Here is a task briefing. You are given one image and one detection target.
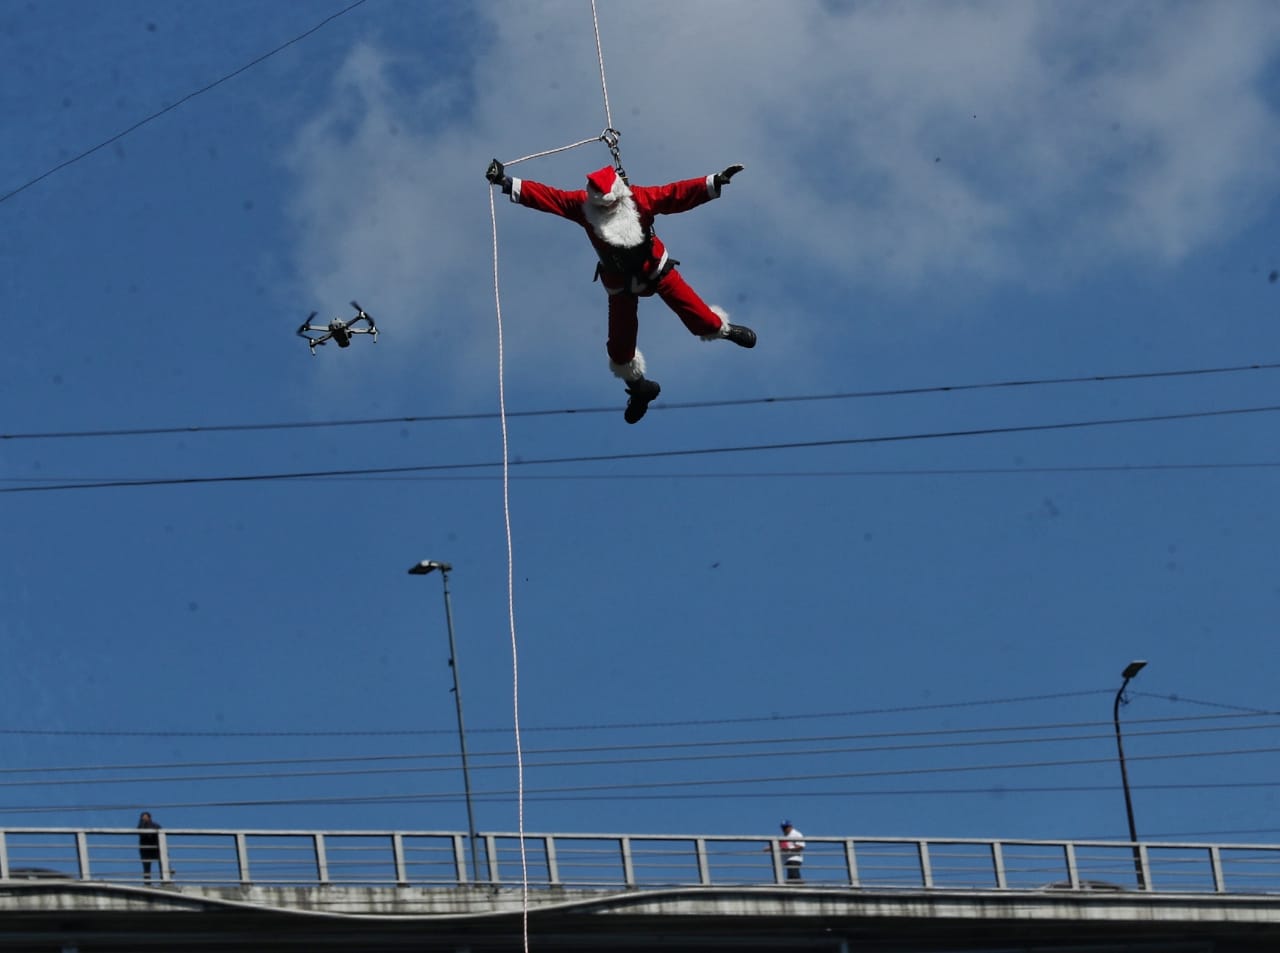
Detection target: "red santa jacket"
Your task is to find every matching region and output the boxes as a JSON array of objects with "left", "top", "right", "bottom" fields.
[{"left": 509, "top": 174, "right": 722, "bottom": 293}]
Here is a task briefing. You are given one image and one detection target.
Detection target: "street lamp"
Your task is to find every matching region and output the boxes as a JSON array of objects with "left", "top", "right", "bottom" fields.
[
  {"left": 1112, "top": 659, "right": 1147, "bottom": 889},
  {"left": 407, "top": 559, "right": 482, "bottom": 884}
]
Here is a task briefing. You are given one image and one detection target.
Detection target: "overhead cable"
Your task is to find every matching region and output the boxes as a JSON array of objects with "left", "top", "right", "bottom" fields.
[
  {"left": 0, "top": 0, "right": 370, "bottom": 205},
  {"left": 5, "top": 360, "right": 1277, "bottom": 441},
  {"left": 4, "top": 404, "right": 1279, "bottom": 494}
]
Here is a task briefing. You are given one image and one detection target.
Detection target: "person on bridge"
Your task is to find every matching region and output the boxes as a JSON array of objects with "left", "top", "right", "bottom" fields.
[
  {"left": 764, "top": 819, "right": 806, "bottom": 881},
  {"left": 137, "top": 811, "right": 161, "bottom": 883},
  {"left": 485, "top": 158, "right": 757, "bottom": 424}
]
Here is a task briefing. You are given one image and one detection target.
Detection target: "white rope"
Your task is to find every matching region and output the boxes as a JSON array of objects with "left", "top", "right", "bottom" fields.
[
  {"left": 486, "top": 99, "right": 602, "bottom": 953},
  {"left": 488, "top": 188, "right": 529, "bottom": 952},
  {"left": 590, "top": 0, "right": 613, "bottom": 131},
  {"left": 503, "top": 136, "right": 600, "bottom": 168},
  {"left": 499, "top": 1, "right": 617, "bottom": 173},
  {"left": 483, "top": 11, "right": 616, "bottom": 952}
]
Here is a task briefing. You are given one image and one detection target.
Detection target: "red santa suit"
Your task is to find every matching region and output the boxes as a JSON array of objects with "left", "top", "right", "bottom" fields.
[{"left": 507, "top": 165, "right": 733, "bottom": 383}]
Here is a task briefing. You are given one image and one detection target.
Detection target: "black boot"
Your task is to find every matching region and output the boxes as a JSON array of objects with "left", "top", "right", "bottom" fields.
[
  {"left": 724, "top": 324, "right": 756, "bottom": 348},
  {"left": 624, "top": 378, "right": 661, "bottom": 424}
]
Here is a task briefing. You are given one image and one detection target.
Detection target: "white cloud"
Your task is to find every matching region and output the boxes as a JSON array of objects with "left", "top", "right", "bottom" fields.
[{"left": 282, "top": 1, "right": 1280, "bottom": 389}]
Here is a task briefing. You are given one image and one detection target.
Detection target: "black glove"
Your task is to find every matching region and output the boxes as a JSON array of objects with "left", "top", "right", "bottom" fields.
[
  {"left": 713, "top": 164, "right": 745, "bottom": 188},
  {"left": 485, "top": 158, "right": 513, "bottom": 194}
]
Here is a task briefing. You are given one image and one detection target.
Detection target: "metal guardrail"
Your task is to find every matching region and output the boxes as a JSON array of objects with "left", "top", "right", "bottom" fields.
[{"left": 3, "top": 829, "right": 1280, "bottom": 895}]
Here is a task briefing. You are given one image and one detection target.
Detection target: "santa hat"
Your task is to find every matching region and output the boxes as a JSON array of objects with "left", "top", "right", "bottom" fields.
[
  {"left": 586, "top": 165, "right": 619, "bottom": 194},
  {"left": 586, "top": 165, "right": 630, "bottom": 206}
]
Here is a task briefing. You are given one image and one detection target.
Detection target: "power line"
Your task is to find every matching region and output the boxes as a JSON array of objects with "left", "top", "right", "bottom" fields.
[
  {"left": 2, "top": 779, "right": 1277, "bottom": 815},
  {"left": 1, "top": 707, "right": 1273, "bottom": 796},
  {"left": 4, "top": 361, "right": 1277, "bottom": 441},
  {"left": 0, "top": 689, "right": 1113, "bottom": 737},
  {"left": 2, "top": 724, "right": 1277, "bottom": 790},
  {"left": 4, "top": 404, "right": 1278, "bottom": 494},
  {"left": 361, "top": 744, "right": 1280, "bottom": 800},
  {"left": 0, "top": 0, "right": 370, "bottom": 206},
  {"left": 14, "top": 461, "right": 1280, "bottom": 488},
  {"left": 5, "top": 711, "right": 1275, "bottom": 775},
  {"left": 5, "top": 712, "right": 1279, "bottom": 813},
  {"left": 1135, "top": 826, "right": 1280, "bottom": 840},
  {"left": 329, "top": 461, "right": 1280, "bottom": 481},
  {"left": 1132, "top": 691, "right": 1276, "bottom": 715}
]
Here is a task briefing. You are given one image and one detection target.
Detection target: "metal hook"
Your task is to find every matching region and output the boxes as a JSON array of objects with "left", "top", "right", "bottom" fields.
[{"left": 599, "top": 127, "right": 627, "bottom": 182}]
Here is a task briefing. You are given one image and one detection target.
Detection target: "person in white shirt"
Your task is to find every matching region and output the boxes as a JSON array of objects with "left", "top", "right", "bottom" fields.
[{"left": 778, "top": 819, "right": 805, "bottom": 881}]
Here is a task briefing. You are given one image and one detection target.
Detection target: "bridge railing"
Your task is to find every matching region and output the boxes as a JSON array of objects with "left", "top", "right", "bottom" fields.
[{"left": 3, "top": 829, "right": 1280, "bottom": 895}]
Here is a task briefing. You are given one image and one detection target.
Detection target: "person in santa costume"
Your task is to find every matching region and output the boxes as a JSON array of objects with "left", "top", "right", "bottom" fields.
[{"left": 486, "top": 158, "right": 757, "bottom": 423}]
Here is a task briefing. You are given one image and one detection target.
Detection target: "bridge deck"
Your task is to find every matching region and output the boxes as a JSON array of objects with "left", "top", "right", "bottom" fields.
[{"left": 6, "top": 830, "right": 1280, "bottom": 951}]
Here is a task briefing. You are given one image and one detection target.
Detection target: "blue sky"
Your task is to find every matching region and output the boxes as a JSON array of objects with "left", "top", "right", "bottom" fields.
[{"left": 2, "top": 0, "right": 1279, "bottom": 852}]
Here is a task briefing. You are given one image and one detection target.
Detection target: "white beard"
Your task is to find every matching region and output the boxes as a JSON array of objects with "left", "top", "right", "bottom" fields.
[{"left": 583, "top": 193, "right": 645, "bottom": 248}]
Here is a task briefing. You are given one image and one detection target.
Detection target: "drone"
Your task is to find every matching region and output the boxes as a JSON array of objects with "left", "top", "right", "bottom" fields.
[{"left": 297, "top": 301, "right": 378, "bottom": 355}]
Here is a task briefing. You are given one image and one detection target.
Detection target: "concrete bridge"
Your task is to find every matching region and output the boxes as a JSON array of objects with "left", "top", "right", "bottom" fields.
[{"left": 4, "top": 827, "right": 1280, "bottom": 950}]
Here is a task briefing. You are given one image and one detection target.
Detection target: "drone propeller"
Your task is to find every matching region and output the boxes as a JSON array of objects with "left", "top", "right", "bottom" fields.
[
  {"left": 297, "top": 312, "right": 319, "bottom": 336},
  {"left": 349, "top": 300, "right": 376, "bottom": 339}
]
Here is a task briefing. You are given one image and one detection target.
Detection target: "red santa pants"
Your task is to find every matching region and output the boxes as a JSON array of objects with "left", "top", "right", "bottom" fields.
[{"left": 605, "top": 268, "right": 725, "bottom": 366}]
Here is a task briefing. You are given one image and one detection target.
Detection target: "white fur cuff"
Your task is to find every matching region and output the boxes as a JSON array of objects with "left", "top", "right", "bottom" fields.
[
  {"left": 700, "top": 306, "right": 731, "bottom": 342},
  {"left": 609, "top": 349, "right": 647, "bottom": 381}
]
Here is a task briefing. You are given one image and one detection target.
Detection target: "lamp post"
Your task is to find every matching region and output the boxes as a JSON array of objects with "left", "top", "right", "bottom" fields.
[
  {"left": 407, "top": 559, "right": 482, "bottom": 884},
  {"left": 1112, "top": 659, "right": 1147, "bottom": 889}
]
